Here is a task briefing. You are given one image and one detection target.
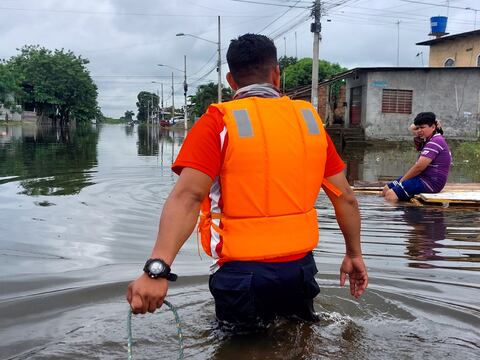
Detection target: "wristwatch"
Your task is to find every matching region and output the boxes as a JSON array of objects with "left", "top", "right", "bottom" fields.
[{"left": 143, "top": 258, "right": 177, "bottom": 281}]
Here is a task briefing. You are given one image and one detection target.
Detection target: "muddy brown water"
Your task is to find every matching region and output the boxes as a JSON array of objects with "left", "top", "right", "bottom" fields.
[{"left": 0, "top": 124, "right": 479, "bottom": 359}]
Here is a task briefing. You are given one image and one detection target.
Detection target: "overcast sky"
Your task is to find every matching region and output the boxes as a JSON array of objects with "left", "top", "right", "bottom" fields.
[{"left": 1, "top": 0, "right": 478, "bottom": 118}]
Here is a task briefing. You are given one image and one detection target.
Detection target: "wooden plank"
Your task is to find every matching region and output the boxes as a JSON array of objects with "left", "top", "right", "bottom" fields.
[
  {"left": 353, "top": 181, "right": 480, "bottom": 193},
  {"left": 416, "top": 191, "right": 480, "bottom": 204},
  {"left": 443, "top": 184, "right": 480, "bottom": 191}
]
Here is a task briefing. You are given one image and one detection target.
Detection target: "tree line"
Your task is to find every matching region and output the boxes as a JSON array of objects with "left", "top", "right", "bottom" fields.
[
  {"left": 0, "top": 45, "right": 100, "bottom": 125},
  {"left": 0, "top": 45, "right": 345, "bottom": 125}
]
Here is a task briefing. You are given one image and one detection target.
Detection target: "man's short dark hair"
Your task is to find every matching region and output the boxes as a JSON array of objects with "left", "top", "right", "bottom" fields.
[
  {"left": 226, "top": 33, "right": 278, "bottom": 87},
  {"left": 414, "top": 112, "right": 436, "bottom": 126}
]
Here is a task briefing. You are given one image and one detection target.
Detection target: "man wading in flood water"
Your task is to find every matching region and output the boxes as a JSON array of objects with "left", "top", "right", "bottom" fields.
[{"left": 127, "top": 33, "right": 368, "bottom": 328}]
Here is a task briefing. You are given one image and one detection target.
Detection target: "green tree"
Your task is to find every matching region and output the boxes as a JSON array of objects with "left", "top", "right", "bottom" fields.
[
  {"left": 0, "top": 62, "right": 21, "bottom": 107},
  {"left": 189, "top": 82, "right": 233, "bottom": 118},
  {"left": 284, "top": 58, "right": 347, "bottom": 92},
  {"left": 278, "top": 56, "right": 297, "bottom": 73},
  {"left": 7, "top": 45, "right": 99, "bottom": 124},
  {"left": 136, "top": 91, "right": 159, "bottom": 123},
  {"left": 124, "top": 110, "right": 135, "bottom": 122}
]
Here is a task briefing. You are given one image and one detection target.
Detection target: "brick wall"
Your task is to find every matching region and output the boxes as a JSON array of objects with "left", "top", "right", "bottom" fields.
[{"left": 318, "top": 83, "right": 346, "bottom": 125}]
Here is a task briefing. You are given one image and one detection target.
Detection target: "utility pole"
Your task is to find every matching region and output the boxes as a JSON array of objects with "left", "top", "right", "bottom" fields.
[
  {"left": 171, "top": 72, "right": 175, "bottom": 120},
  {"left": 283, "top": 36, "right": 287, "bottom": 93},
  {"left": 217, "top": 15, "right": 222, "bottom": 103},
  {"left": 396, "top": 20, "right": 400, "bottom": 67},
  {"left": 156, "top": 90, "right": 160, "bottom": 123},
  {"left": 151, "top": 94, "right": 155, "bottom": 124},
  {"left": 161, "top": 83, "right": 164, "bottom": 120},
  {"left": 311, "top": 0, "right": 321, "bottom": 111},
  {"left": 295, "top": 31, "right": 298, "bottom": 58},
  {"left": 183, "top": 54, "right": 188, "bottom": 130},
  {"left": 147, "top": 100, "right": 150, "bottom": 124}
]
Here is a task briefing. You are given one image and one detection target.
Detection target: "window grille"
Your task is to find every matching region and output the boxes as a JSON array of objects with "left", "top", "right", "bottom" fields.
[{"left": 381, "top": 89, "right": 413, "bottom": 114}]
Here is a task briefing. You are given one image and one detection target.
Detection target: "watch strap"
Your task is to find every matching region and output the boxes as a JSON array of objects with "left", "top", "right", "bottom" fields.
[{"left": 143, "top": 258, "right": 178, "bottom": 281}]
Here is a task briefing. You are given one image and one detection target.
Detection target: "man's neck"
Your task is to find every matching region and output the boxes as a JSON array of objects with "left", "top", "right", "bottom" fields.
[{"left": 233, "top": 83, "right": 281, "bottom": 100}]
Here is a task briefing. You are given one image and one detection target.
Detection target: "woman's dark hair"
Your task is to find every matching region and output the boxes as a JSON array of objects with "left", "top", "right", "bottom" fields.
[
  {"left": 414, "top": 112, "right": 444, "bottom": 135},
  {"left": 226, "top": 34, "right": 278, "bottom": 87}
]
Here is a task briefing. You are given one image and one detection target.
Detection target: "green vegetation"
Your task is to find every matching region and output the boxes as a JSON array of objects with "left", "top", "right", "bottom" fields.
[
  {"left": 3, "top": 45, "right": 100, "bottom": 125},
  {"left": 189, "top": 82, "right": 233, "bottom": 118},
  {"left": 100, "top": 116, "right": 127, "bottom": 124},
  {"left": 279, "top": 56, "right": 298, "bottom": 74},
  {"left": 0, "top": 62, "right": 21, "bottom": 108},
  {"left": 454, "top": 140, "right": 480, "bottom": 160},
  {"left": 123, "top": 110, "right": 135, "bottom": 122},
  {"left": 282, "top": 57, "right": 347, "bottom": 91},
  {"left": 448, "top": 140, "right": 480, "bottom": 182},
  {"left": 136, "top": 91, "right": 159, "bottom": 123}
]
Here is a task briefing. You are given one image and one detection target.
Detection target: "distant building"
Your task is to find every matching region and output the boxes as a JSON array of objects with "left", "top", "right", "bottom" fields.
[
  {"left": 338, "top": 67, "right": 480, "bottom": 140},
  {"left": 288, "top": 67, "right": 480, "bottom": 141},
  {"left": 417, "top": 29, "right": 480, "bottom": 67}
]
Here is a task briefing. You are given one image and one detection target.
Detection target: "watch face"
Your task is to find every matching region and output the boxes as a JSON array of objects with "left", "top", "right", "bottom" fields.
[{"left": 149, "top": 261, "right": 165, "bottom": 275}]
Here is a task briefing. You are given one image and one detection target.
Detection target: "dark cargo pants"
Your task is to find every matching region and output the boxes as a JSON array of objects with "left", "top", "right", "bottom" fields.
[{"left": 209, "top": 252, "right": 320, "bottom": 326}]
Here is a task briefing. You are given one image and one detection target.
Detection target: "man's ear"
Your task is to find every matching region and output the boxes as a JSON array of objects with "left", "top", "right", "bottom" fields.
[
  {"left": 226, "top": 72, "right": 239, "bottom": 91},
  {"left": 272, "top": 65, "right": 281, "bottom": 89}
]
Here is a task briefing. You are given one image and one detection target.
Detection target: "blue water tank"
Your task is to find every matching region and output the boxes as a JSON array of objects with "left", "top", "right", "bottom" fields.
[{"left": 430, "top": 16, "right": 447, "bottom": 34}]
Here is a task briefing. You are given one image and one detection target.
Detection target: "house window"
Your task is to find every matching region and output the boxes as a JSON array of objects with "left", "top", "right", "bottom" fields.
[
  {"left": 444, "top": 58, "right": 455, "bottom": 67},
  {"left": 381, "top": 89, "right": 413, "bottom": 114},
  {"left": 477, "top": 54, "right": 480, "bottom": 67}
]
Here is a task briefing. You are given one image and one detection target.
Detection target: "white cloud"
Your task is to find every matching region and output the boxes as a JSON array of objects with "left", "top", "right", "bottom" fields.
[{"left": 1, "top": 0, "right": 478, "bottom": 117}]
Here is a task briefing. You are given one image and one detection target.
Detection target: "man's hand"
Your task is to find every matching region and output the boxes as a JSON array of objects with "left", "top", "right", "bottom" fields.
[
  {"left": 126, "top": 274, "right": 168, "bottom": 314},
  {"left": 340, "top": 255, "right": 368, "bottom": 299}
]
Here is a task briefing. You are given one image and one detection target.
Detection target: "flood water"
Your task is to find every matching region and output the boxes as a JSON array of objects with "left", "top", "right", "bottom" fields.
[{"left": 0, "top": 123, "right": 479, "bottom": 359}]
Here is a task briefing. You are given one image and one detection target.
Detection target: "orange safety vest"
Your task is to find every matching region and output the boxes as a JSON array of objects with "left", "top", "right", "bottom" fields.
[{"left": 198, "top": 96, "right": 332, "bottom": 262}]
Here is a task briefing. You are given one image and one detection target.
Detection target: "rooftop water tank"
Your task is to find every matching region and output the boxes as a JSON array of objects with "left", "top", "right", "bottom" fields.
[{"left": 430, "top": 16, "right": 448, "bottom": 36}]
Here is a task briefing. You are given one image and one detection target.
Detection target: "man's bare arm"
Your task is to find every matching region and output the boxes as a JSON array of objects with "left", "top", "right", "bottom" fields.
[
  {"left": 150, "top": 168, "right": 213, "bottom": 264},
  {"left": 127, "top": 168, "right": 213, "bottom": 314},
  {"left": 322, "top": 172, "right": 368, "bottom": 298},
  {"left": 322, "top": 172, "right": 361, "bottom": 256}
]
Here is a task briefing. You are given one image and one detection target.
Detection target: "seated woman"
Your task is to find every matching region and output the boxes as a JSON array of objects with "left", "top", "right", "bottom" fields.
[{"left": 382, "top": 112, "right": 452, "bottom": 202}]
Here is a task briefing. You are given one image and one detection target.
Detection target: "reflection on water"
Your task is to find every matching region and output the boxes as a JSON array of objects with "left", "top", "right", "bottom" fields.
[
  {"left": 403, "top": 206, "right": 447, "bottom": 264},
  {"left": 0, "top": 123, "right": 98, "bottom": 195},
  {"left": 341, "top": 142, "right": 480, "bottom": 183},
  {"left": 136, "top": 125, "right": 185, "bottom": 168},
  {"left": 0, "top": 124, "right": 479, "bottom": 359}
]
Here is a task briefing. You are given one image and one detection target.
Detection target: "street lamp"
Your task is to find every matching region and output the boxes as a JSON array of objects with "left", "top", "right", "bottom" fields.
[
  {"left": 158, "top": 59, "right": 188, "bottom": 130},
  {"left": 176, "top": 15, "right": 222, "bottom": 104}
]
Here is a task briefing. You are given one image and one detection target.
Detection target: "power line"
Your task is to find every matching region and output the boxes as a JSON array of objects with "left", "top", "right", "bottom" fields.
[
  {"left": 188, "top": 51, "right": 218, "bottom": 78},
  {"left": 225, "top": 0, "right": 309, "bottom": 8},
  {"left": 269, "top": 13, "right": 310, "bottom": 39},
  {"left": 399, "top": 0, "right": 479, "bottom": 12},
  {"left": 257, "top": 0, "right": 303, "bottom": 33},
  {"left": 328, "top": 8, "right": 476, "bottom": 28}
]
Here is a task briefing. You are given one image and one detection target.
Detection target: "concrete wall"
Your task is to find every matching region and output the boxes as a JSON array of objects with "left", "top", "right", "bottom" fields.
[
  {"left": 427, "top": 34, "right": 480, "bottom": 67},
  {"left": 346, "top": 68, "right": 480, "bottom": 140}
]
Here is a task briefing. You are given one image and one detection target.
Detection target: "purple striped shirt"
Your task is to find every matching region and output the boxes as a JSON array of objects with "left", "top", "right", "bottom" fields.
[{"left": 418, "top": 134, "right": 451, "bottom": 192}]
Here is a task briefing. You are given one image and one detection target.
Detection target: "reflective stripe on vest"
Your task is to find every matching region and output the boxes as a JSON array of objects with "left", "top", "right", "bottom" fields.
[{"left": 199, "top": 96, "right": 328, "bottom": 261}]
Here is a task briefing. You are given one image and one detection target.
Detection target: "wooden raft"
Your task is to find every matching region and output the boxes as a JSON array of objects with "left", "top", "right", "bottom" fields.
[{"left": 353, "top": 181, "right": 480, "bottom": 206}]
